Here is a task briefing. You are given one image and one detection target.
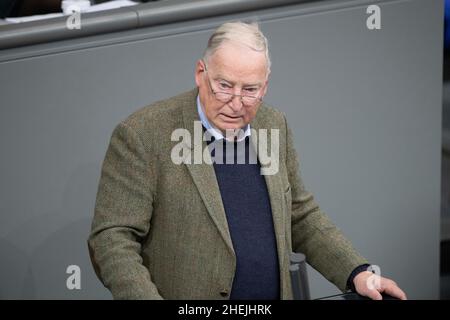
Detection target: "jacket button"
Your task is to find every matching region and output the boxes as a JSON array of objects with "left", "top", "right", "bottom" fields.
[{"left": 220, "top": 290, "right": 229, "bottom": 297}]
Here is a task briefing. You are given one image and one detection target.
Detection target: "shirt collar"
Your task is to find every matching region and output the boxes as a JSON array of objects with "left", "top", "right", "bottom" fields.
[{"left": 196, "top": 95, "right": 251, "bottom": 142}]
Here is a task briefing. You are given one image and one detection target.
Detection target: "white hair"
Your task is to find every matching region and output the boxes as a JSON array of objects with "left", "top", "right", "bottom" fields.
[{"left": 203, "top": 21, "right": 271, "bottom": 74}]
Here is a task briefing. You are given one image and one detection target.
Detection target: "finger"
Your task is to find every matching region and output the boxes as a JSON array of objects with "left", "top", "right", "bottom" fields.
[
  {"left": 383, "top": 283, "right": 407, "bottom": 300},
  {"left": 364, "top": 289, "right": 383, "bottom": 300}
]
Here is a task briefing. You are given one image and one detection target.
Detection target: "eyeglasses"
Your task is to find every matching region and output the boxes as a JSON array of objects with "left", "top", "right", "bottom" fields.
[{"left": 203, "top": 61, "right": 263, "bottom": 106}]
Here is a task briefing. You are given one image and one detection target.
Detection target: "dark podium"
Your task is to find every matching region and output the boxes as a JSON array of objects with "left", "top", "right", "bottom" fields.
[
  {"left": 318, "top": 292, "right": 400, "bottom": 300},
  {"left": 289, "top": 253, "right": 399, "bottom": 300}
]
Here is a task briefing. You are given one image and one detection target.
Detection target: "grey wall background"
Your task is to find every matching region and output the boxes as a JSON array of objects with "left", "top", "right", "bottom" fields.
[{"left": 0, "top": 0, "right": 443, "bottom": 299}]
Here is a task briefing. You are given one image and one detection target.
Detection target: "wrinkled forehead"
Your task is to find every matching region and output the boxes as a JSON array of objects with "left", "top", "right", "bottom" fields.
[{"left": 207, "top": 41, "right": 269, "bottom": 84}]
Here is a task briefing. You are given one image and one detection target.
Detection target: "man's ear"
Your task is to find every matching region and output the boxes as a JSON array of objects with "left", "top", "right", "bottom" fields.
[
  {"left": 195, "top": 59, "right": 205, "bottom": 87},
  {"left": 261, "top": 78, "right": 269, "bottom": 97}
]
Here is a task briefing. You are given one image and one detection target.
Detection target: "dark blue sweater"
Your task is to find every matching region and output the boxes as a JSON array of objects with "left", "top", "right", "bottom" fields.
[{"left": 210, "top": 136, "right": 280, "bottom": 300}]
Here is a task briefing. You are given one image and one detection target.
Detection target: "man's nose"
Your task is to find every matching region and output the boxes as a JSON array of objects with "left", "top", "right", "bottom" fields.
[{"left": 229, "top": 94, "right": 243, "bottom": 112}]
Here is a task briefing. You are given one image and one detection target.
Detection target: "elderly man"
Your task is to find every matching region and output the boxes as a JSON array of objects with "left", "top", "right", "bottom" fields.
[{"left": 88, "top": 21, "right": 406, "bottom": 300}]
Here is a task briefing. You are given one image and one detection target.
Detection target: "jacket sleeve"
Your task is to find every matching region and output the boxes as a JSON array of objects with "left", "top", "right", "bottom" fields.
[
  {"left": 88, "top": 122, "right": 163, "bottom": 299},
  {"left": 284, "top": 116, "right": 368, "bottom": 292}
]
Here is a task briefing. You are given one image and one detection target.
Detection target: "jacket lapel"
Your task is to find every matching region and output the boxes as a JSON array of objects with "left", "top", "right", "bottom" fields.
[
  {"left": 250, "top": 113, "right": 287, "bottom": 272},
  {"left": 181, "top": 90, "right": 235, "bottom": 256}
]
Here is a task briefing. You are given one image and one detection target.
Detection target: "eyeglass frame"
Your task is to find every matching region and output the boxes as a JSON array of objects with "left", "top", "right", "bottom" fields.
[{"left": 201, "top": 60, "right": 265, "bottom": 106}]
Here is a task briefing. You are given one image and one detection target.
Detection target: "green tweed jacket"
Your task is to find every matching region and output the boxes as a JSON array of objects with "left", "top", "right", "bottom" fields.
[{"left": 88, "top": 88, "right": 367, "bottom": 299}]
